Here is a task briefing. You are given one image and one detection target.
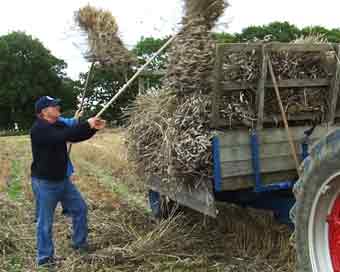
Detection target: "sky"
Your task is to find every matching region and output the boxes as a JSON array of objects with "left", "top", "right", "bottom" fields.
[{"left": 1, "top": 0, "right": 340, "bottom": 79}]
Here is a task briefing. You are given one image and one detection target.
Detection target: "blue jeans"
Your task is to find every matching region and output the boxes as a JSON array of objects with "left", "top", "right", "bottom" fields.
[
  {"left": 32, "top": 177, "right": 88, "bottom": 265},
  {"left": 32, "top": 178, "right": 71, "bottom": 222}
]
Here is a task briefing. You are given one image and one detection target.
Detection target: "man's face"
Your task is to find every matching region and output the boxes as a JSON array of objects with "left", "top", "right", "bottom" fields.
[{"left": 41, "top": 105, "right": 61, "bottom": 120}]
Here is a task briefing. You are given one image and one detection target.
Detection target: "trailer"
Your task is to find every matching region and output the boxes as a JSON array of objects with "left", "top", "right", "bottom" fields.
[{"left": 145, "top": 42, "right": 340, "bottom": 272}]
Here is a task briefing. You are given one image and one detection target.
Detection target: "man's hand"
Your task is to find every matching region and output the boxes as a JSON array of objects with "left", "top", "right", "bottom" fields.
[
  {"left": 87, "top": 117, "right": 106, "bottom": 130},
  {"left": 94, "top": 118, "right": 106, "bottom": 130},
  {"left": 74, "top": 110, "right": 84, "bottom": 119}
]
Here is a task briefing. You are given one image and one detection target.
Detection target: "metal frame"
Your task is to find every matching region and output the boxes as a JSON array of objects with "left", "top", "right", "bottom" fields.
[{"left": 212, "top": 136, "right": 222, "bottom": 192}]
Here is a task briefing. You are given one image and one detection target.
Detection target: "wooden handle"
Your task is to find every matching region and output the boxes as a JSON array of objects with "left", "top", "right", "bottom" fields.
[
  {"left": 78, "top": 62, "right": 95, "bottom": 114},
  {"left": 95, "top": 35, "right": 176, "bottom": 118},
  {"left": 68, "top": 62, "right": 95, "bottom": 155},
  {"left": 267, "top": 56, "right": 301, "bottom": 177}
]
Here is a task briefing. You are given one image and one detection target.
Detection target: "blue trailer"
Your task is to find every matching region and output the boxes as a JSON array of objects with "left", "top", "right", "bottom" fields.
[
  {"left": 148, "top": 126, "right": 327, "bottom": 223},
  {"left": 146, "top": 42, "right": 340, "bottom": 272}
]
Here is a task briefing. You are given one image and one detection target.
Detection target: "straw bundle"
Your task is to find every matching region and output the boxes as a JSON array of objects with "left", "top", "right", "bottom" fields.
[
  {"left": 127, "top": 91, "right": 177, "bottom": 178},
  {"left": 75, "top": 5, "right": 135, "bottom": 67},
  {"left": 127, "top": 91, "right": 212, "bottom": 183},
  {"left": 127, "top": 0, "right": 228, "bottom": 184},
  {"left": 184, "top": 0, "right": 228, "bottom": 28},
  {"left": 164, "top": 0, "right": 229, "bottom": 94}
]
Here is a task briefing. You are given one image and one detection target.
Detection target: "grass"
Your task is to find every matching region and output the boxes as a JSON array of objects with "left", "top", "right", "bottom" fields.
[
  {"left": 0, "top": 129, "right": 296, "bottom": 271},
  {"left": 7, "top": 160, "right": 24, "bottom": 201}
]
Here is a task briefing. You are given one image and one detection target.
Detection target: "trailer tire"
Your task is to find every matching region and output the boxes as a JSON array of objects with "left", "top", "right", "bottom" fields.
[
  {"left": 149, "top": 190, "right": 179, "bottom": 220},
  {"left": 293, "top": 129, "right": 340, "bottom": 272}
]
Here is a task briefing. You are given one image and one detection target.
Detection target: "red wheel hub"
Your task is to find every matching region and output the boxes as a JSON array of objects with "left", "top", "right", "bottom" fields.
[{"left": 328, "top": 196, "right": 340, "bottom": 272}]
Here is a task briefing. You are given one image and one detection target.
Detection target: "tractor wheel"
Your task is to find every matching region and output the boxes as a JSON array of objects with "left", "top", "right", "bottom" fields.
[{"left": 292, "top": 129, "right": 340, "bottom": 272}]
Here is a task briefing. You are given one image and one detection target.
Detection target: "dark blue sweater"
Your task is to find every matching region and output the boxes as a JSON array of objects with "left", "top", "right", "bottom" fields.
[{"left": 30, "top": 118, "right": 96, "bottom": 181}]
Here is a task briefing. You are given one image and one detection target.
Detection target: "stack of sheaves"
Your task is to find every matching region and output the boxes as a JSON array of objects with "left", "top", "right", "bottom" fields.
[
  {"left": 75, "top": 5, "right": 135, "bottom": 68},
  {"left": 127, "top": 0, "right": 228, "bottom": 185},
  {"left": 220, "top": 36, "right": 335, "bottom": 128}
]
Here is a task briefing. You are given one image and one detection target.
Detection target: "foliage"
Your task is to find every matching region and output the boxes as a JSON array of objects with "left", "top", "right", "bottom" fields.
[
  {"left": 132, "top": 36, "right": 169, "bottom": 91},
  {"left": 213, "top": 32, "right": 236, "bottom": 43},
  {"left": 0, "top": 32, "right": 78, "bottom": 130},
  {"left": 78, "top": 66, "right": 138, "bottom": 124},
  {"left": 133, "top": 36, "right": 169, "bottom": 70},
  {"left": 235, "top": 21, "right": 301, "bottom": 42},
  {"left": 234, "top": 22, "right": 340, "bottom": 43}
]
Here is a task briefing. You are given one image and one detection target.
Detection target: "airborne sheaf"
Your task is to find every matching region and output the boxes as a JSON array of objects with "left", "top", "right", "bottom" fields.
[{"left": 127, "top": 0, "right": 228, "bottom": 185}]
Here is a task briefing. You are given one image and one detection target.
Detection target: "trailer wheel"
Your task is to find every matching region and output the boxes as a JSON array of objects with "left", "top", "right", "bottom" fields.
[
  {"left": 148, "top": 190, "right": 178, "bottom": 220},
  {"left": 293, "top": 130, "right": 340, "bottom": 271}
]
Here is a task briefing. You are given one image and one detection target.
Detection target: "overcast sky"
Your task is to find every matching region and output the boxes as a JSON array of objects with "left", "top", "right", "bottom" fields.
[{"left": 1, "top": 0, "right": 340, "bottom": 79}]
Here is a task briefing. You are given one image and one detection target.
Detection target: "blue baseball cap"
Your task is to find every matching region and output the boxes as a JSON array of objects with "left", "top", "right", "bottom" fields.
[{"left": 35, "top": 96, "right": 61, "bottom": 114}]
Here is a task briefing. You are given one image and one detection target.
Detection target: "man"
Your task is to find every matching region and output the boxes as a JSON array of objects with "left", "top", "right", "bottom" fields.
[
  {"left": 30, "top": 96, "right": 106, "bottom": 267},
  {"left": 31, "top": 112, "right": 83, "bottom": 222}
]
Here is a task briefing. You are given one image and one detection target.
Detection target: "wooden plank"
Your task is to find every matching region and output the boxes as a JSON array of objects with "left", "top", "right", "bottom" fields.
[
  {"left": 267, "top": 78, "right": 331, "bottom": 88},
  {"left": 329, "top": 45, "right": 340, "bottom": 124},
  {"left": 222, "top": 43, "right": 261, "bottom": 53},
  {"left": 215, "top": 115, "right": 324, "bottom": 127},
  {"left": 211, "top": 44, "right": 224, "bottom": 128},
  {"left": 256, "top": 45, "right": 267, "bottom": 129},
  {"left": 221, "top": 155, "right": 300, "bottom": 178},
  {"left": 264, "top": 112, "right": 322, "bottom": 123},
  {"left": 267, "top": 43, "right": 334, "bottom": 52},
  {"left": 219, "top": 141, "right": 309, "bottom": 163},
  {"left": 220, "top": 78, "right": 331, "bottom": 91},
  {"left": 219, "top": 43, "right": 336, "bottom": 53},
  {"left": 221, "top": 171, "right": 298, "bottom": 191},
  {"left": 217, "top": 125, "right": 334, "bottom": 147},
  {"left": 220, "top": 81, "right": 256, "bottom": 91}
]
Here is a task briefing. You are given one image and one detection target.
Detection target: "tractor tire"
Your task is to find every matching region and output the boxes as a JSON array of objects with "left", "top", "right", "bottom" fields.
[{"left": 292, "top": 129, "right": 340, "bottom": 272}]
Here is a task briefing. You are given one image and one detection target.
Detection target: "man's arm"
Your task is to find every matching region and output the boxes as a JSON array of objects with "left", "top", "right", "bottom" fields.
[
  {"left": 32, "top": 121, "right": 96, "bottom": 145},
  {"left": 58, "top": 117, "right": 78, "bottom": 127}
]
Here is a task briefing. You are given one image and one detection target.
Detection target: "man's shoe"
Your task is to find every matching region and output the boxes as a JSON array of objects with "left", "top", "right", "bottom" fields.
[{"left": 38, "top": 256, "right": 65, "bottom": 267}]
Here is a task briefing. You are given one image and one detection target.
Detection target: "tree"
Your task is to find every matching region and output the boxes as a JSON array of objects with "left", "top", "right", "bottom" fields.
[
  {"left": 133, "top": 36, "right": 169, "bottom": 71},
  {"left": 213, "top": 32, "right": 236, "bottom": 43},
  {"left": 78, "top": 66, "right": 138, "bottom": 124},
  {"left": 236, "top": 21, "right": 301, "bottom": 42},
  {"left": 0, "top": 32, "right": 77, "bottom": 130},
  {"left": 132, "top": 36, "right": 170, "bottom": 91}
]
